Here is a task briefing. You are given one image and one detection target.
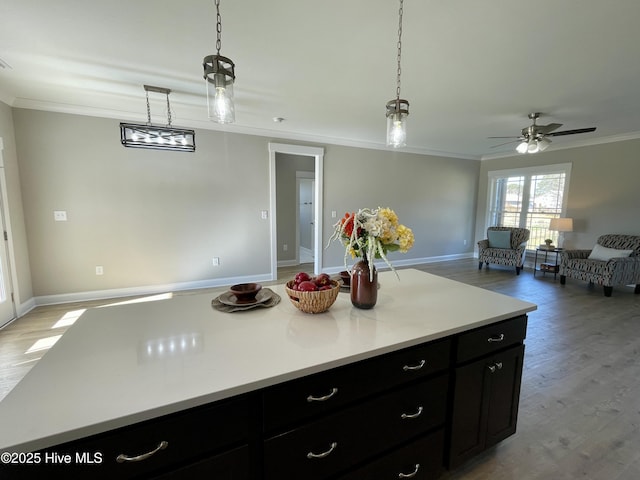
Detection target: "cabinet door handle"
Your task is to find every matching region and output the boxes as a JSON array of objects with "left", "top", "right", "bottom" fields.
[
  {"left": 307, "top": 387, "right": 338, "bottom": 402},
  {"left": 402, "top": 359, "right": 426, "bottom": 371},
  {"left": 488, "top": 365, "right": 496, "bottom": 373},
  {"left": 401, "top": 406, "right": 424, "bottom": 420},
  {"left": 488, "top": 333, "right": 505, "bottom": 343},
  {"left": 116, "top": 440, "right": 168, "bottom": 463},
  {"left": 495, "top": 362, "right": 503, "bottom": 370},
  {"left": 307, "top": 442, "right": 337, "bottom": 459},
  {"left": 398, "top": 463, "right": 421, "bottom": 478}
]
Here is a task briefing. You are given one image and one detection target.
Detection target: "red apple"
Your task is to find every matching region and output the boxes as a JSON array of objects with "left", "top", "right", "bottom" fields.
[
  {"left": 313, "top": 273, "right": 331, "bottom": 287},
  {"left": 295, "top": 272, "right": 311, "bottom": 284},
  {"left": 298, "top": 281, "right": 318, "bottom": 292}
]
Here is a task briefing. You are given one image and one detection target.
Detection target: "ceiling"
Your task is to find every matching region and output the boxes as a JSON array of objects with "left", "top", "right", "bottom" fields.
[{"left": 1, "top": 0, "right": 640, "bottom": 160}]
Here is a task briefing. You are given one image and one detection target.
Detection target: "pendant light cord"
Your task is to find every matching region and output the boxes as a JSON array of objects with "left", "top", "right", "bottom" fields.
[
  {"left": 215, "top": 0, "right": 222, "bottom": 55},
  {"left": 395, "top": 0, "right": 404, "bottom": 101}
]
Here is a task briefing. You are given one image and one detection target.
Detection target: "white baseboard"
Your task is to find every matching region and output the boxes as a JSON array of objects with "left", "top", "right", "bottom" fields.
[
  {"left": 321, "top": 253, "right": 474, "bottom": 274},
  {"left": 33, "top": 273, "right": 272, "bottom": 307},
  {"left": 28, "top": 253, "right": 475, "bottom": 308},
  {"left": 277, "top": 259, "right": 298, "bottom": 267}
]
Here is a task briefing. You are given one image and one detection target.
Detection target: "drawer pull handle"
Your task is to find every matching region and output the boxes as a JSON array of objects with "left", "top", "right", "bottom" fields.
[
  {"left": 398, "top": 463, "right": 421, "bottom": 478},
  {"left": 488, "top": 334, "right": 505, "bottom": 343},
  {"left": 307, "top": 442, "right": 337, "bottom": 459},
  {"left": 307, "top": 387, "right": 338, "bottom": 402},
  {"left": 495, "top": 362, "right": 503, "bottom": 370},
  {"left": 403, "top": 359, "right": 426, "bottom": 371},
  {"left": 116, "top": 440, "right": 168, "bottom": 463},
  {"left": 488, "top": 365, "right": 496, "bottom": 373},
  {"left": 401, "top": 406, "right": 423, "bottom": 420}
]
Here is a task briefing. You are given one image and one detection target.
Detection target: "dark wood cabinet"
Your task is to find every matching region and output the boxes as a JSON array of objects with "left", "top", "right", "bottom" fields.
[
  {"left": 447, "top": 316, "right": 527, "bottom": 469},
  {"left": 15, "top": 396, "right": 254, "bottom": 480},
  {"left": 262, "top": 338, "right": 451, "bottom": 433},
  {"left": 11, "top": 315, "right": 528, "bottom": 480},
  {"left": 337, "top": 430, "right": 445, "bottom": 480},
  {"left": 264, "top": 374, "right": 448, "bottom": 480}
]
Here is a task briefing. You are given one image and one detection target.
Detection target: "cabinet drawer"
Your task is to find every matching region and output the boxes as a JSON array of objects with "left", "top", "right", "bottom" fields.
[
  {"left": 338, "top": 429, "right": 444, "bottom": 480},
  {"left": 152, "top": 444, "right": 250, "bottom": 479},
  {"left": 456, "top": 315, "right": 527, "bottom": 364},
  {"left": 263, "top": 339, "right": 450, "bottom": 432},
  {"left": 32, "top": 396, "right": 252, "bottom": 480},
  {"left": 264, "top": 374, "right": 448, "bottom": 480}
]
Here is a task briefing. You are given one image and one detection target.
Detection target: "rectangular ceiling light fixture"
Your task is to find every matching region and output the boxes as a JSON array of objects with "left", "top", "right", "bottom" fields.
[
  {"left": 120, "top": 123, "right": 196, "bottom": 152},
  {"left": 120, "top": 85, "right": 196, "bottom": 152}
]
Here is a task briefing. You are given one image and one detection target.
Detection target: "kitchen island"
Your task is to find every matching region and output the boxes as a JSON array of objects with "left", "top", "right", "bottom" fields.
[{"left": 0, "top": 269, "right": 536, "bottom": 479}]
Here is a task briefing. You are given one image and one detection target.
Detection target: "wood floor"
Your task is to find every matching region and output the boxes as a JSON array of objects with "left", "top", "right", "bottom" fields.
[{"left": 1, "top": 259, "right": 639, "bottom": 479}]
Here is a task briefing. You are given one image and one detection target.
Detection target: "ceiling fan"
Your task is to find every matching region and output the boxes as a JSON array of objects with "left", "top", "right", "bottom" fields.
[{"left": 490, "top": 112, "right": 596, "bottom": 154}]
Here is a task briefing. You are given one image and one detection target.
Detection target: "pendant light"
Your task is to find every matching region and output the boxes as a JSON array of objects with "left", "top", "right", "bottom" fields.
[
  {"left": 386, "top": 0, "right": 409, "bottom": 148},
  {"left": 203, "top": 0, "right": 235, "bottom": 124},
  {"left": 120, "top": 85, "right": 196, "bottom": 152}
]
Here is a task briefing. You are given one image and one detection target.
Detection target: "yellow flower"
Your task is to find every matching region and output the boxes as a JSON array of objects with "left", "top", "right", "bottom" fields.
[{"left": 397, "top": 224, "right": 415, "bottom": 253}]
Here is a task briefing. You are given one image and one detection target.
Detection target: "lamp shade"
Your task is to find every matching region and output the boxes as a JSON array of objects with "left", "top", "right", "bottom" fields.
[{"left": 549, "top": 217, "right": 573, "bottom": 232}]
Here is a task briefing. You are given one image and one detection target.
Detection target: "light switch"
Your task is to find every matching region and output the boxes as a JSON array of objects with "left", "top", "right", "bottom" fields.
[{"left": 54, "top": 211, "right": 67, "bottom": 221}]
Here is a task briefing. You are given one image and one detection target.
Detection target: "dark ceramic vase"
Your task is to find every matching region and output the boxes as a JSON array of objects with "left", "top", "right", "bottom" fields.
[{"left": 350, "top": 259, "right": 377, "bottom": 309}]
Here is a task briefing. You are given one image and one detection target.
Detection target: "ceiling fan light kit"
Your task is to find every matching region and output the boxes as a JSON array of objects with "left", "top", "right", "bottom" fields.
[
  {"left": 203, "top": 0, "right": 236, "bottom": 124},
  {"left": 386, "top": 0, "right": 409, "bottom": 148},
  {"left": 491, "top": 112, "right": 596, "bottom": 154}
]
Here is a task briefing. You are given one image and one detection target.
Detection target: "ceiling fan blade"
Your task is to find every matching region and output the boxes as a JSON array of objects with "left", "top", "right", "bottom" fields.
[
  {"left": 490, "top": 139, "right": 522, "bottom": 148},
  {"left": 487, "top": 136, "right": 521, "bottom": 139},
  {"left": 547, "top": 127, "right": 596, "bottom": 137},
  {"left": 536, "top": 123, "right": 563, "bottom": 134}
]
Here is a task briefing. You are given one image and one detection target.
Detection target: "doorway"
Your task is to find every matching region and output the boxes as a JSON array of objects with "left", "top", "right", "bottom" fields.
[{"left": 268, "top": 143, "right": 324, "bottom": 281}]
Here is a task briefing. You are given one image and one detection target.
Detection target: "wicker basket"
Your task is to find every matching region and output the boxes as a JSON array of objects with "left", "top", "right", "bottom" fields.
[{"left": 285, "top": 280, "right": 341, "bottom": 314}]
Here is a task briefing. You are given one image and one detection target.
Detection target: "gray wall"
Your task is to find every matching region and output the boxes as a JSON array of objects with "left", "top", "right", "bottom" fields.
[
  {"left": 475, "top": 139, "right": 640, "bottom": 250},
  {"left": 11, "top": 108, "right": 480, "bottom": 300}
]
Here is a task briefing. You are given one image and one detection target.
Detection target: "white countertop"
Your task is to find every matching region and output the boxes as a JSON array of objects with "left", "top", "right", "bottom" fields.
[{"left": 0, "top": 269, "right": 536, "bottom": 452}]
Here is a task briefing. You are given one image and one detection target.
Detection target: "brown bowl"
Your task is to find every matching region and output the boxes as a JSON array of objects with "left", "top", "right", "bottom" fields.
[
  {"left": 339, "top": 270, "right": 350, "bottom": 286},
  {"left": 229, "top": 283, "right": 262, "bottom": 302}
]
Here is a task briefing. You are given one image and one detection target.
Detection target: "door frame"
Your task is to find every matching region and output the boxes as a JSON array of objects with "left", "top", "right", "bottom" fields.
[
  {"left": 268, "top": 143, "right": 324, "bottom": 280},
  {"left": 0, "top": 137, "right": 18, "bottom": 326}
]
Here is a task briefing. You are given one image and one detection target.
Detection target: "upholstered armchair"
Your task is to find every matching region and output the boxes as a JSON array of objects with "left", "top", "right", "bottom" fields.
[
  {"left": 478, "top": 227, "right": 531, "bottom": 275},
  {"left": 559, "top": 234, "right": 640, "bottom": 297}
]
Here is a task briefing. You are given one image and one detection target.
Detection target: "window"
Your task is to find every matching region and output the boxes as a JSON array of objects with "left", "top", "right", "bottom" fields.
[{"left": 487, "top": 163, "right": 571, "bottom": 249}]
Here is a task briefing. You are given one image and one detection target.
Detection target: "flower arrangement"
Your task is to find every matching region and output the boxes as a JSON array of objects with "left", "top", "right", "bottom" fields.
[{"left": 328, "top": 207, "right": 414, "bottom": 277}]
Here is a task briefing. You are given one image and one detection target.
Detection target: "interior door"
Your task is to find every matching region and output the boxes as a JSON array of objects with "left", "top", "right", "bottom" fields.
[{"left": 298, "top": 177, "right": 315, "bottom": 263}]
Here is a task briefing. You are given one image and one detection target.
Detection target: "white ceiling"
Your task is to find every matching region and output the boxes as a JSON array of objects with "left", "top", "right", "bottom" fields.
[{"left": 1, "top": 0, "right": 640, "bottom": 160}]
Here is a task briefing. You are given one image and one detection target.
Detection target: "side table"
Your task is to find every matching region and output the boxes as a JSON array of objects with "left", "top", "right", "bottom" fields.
[{"left": 534, "top": 247, "right": 561, "bottom": 279}]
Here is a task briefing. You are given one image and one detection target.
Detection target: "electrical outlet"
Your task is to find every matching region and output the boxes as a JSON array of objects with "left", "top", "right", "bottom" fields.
[
  {"left": 54, "top": 211, "right": 67, "bottom": 221},
  {"left": 95, "top": 266, "right": 104, "bottom": 275},
  {"left": 331, "top": 210, "right": 337, "bottom": 218},
  {"left": 212, "top": 257, "right": 220, "bottom": 266},
  {"left": 463, "top": 239, "right": 468, "bottom": 246},
  {"left": 283, "top": 244, "right": 288, "bottom": 251},
  {"left": 261, "top": 210, "right": 268, "bottom": 220}
]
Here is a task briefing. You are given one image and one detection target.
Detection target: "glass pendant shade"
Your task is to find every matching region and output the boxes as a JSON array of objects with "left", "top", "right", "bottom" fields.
[
  {"left": 386, "top": 99, "right": 409, "bottom": 148},
  {"left": 516, "top": 141, "right": 529, "bottom": 154},
  {"left": 537, "top": 136, "right": 551, "bottom": 151},
  {"left": 203, "top": 55, "right": 236, "bottom": 124}
]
